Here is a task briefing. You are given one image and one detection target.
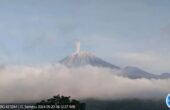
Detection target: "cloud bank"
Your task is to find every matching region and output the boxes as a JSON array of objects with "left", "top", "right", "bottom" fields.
[{"left": 0, "top": 64, "right": 169, "bottom": 103}]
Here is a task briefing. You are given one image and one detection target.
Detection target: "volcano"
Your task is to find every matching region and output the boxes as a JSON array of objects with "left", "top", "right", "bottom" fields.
[
  {"left": 60, "top": 42, "right": 120, "bottom": 69},
  {"left": 60, "top": 42, "right": 170, "bottom": 79}
]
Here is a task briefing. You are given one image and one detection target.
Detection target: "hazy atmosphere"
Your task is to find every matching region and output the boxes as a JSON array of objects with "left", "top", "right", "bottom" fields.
[
  {"left": 0, "top": 0, "right": 170, "bottom": 74},
  {"left": 0, "top": 0, "right": 170, "bottom": 107}
]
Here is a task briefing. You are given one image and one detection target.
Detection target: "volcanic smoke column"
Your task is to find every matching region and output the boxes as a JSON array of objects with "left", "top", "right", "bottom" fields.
[{"left": 75, "top": 41, "right": 81, "bottom": 54}]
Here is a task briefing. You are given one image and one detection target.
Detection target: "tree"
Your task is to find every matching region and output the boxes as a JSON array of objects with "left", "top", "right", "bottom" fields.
[{"left": 34, "top": 94, "right": 85, "bottom": 110}]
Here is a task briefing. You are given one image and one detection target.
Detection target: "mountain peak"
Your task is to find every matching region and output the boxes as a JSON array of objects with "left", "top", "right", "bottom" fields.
[
  {"left": 60, "top": 42, "right": 119, "bottom": 69},
  {"left": 72, "top": 41, "right": 94, "bottom": 57}
]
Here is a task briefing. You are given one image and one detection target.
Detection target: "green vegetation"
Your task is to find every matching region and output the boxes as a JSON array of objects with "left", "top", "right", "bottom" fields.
[{"left": 35, "top": 94, "right": 85, "bottom": 110}]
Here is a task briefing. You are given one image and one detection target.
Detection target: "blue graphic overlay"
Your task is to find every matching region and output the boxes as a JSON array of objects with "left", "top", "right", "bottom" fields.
[{"left": 166, "top": 94, "right": 170, "bottom": 108}]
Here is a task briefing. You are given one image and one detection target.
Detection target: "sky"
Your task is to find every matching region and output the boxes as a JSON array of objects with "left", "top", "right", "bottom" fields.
[{"left": 0, "top": 0, "right": 170, "bottom": 74}]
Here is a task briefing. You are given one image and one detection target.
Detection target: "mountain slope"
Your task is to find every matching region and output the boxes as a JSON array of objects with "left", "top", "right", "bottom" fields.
[
  {"left": 122, "top": 66, "right": 170, "bottom": 79},
  {"left": 60, "top": 52, "right": 120, "bottom": 69},
  {"left": 122, "top": 66, "right": 157, "bottom": 79}
]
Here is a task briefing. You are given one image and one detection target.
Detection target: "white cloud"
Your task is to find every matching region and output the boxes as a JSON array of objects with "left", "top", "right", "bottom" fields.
[{"left": 0, "top": 64, "right": 169, "bottom": 103}]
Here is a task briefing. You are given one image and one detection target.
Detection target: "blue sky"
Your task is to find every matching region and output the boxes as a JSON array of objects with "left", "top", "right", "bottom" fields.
[{"left": 0, "top": 0, "right": 170, "bottom": 73}]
